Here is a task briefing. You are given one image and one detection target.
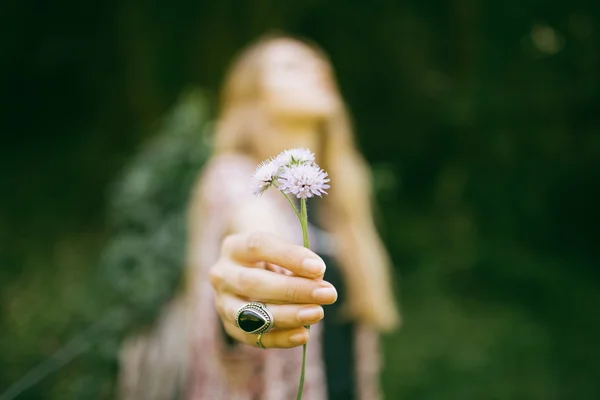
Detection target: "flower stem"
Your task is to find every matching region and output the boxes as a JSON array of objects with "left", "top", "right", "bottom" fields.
[
  {"left": 274, "top": 181, "right": 302, "bottom": 222},
  {"left": 300, "top": 198, "right": 309, "bottom": 249},
  {"left": 297, "top": 338, "right": 308, "bottom": 400},
  {"left": 282, "top": 192, "right": 302, "bottom": 222},
  {"left": 296, "top": 198, "right": 309, "bottom": 400}
]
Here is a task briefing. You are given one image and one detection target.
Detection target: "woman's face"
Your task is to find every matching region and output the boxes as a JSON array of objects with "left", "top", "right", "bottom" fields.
[{"left": 260, "top": 40, "right": 339, "bottom": 119}]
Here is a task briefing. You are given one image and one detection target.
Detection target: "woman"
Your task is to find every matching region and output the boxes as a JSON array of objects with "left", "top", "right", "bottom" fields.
[
  {"left": 186, "top": 34, "right": 399, "bottom": 400},
  {"left": 118, "top": 34, "right": 399, "bottom": 400}
]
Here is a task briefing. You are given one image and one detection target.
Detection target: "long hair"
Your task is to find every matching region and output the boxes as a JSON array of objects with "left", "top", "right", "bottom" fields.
[
  {"left": 208, "top": 34, "right": 400, "bottom": 330},
  {"left": 118, "top": 35, "right": 400, "bottom": 400}
]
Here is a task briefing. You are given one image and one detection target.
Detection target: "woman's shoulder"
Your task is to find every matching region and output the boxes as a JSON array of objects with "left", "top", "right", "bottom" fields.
[{"left": 195, "top": 153, "right": 256, "bottom": 201}]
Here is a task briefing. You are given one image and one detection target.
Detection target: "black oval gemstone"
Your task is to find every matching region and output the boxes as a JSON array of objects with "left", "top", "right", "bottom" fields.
[{"left": 238, "top": 310, "right": 266, "bottom": 332}]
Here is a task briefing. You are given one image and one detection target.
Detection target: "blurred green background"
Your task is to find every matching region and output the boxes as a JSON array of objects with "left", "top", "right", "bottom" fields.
[{"left": 1, "top": 1, "right": 599, "bottom": 399}]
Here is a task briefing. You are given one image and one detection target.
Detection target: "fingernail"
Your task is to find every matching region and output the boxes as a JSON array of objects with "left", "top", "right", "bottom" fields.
[
  {"left": 312, "top": 287, "right": 337, "bottom": 303},
  {"left": 297, "top": 307, "right": 324, "bottom": 322},
  {"left": 289, "top": 331, "right": 309, "bottom": 345},
  {"left": 302, "top": 258, "right": 326, "bottom": 276}
]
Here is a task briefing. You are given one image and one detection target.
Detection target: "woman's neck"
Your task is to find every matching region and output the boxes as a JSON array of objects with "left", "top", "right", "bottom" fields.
[{"left": 268, "top": 116, "right": 321, "bottom": 155}]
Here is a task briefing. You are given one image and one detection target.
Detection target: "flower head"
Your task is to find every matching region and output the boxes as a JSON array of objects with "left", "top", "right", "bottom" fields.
[
  {"left": 278, "top": 164, "right": 330, "bottom": 199},
  {"left": 275, "top": 148, "right": 315, "bottom": 167},
  {"left": 252, "top": 158, "right": 281, "bottom": 196}
]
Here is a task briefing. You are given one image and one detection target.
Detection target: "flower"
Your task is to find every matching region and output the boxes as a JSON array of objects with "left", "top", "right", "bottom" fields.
[
  {"left": 275, "top": 148, "right": 315, "bottom": 167},
  {"left": 278, "top": 163, "right": 330, "bottom": 199},
  {"left": 252, "top": 158, "right": 281, "bottom": 195},
  {"left": 251, "top": 147, "right": 330, "bottom": 399}
]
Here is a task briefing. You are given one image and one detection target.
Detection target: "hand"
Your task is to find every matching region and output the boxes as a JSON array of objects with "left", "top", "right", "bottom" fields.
[{"left": 209, "top": 231, "right": 338, "bottom": 349}]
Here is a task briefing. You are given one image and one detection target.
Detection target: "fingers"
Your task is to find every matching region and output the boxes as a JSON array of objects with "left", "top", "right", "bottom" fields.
[
  {"left": 214, "top": 261, "right": 337, "bottom": 305},
  {"left": 221, "top": 232, "right": 326, "bottom": 278},
  {"left": 211, "top": 231, "right": 333, "bottom": 350},
  {"left": 264, "top": 262, "right": 289, "bottom": 275},
  {"left": 216, "top": 292, "right": 324, "bottom": 329},
  {"left": 222, "top": 321, "right": 309, "bottom": 349}
]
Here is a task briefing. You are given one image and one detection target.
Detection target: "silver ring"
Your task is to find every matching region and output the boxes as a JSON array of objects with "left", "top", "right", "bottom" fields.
[
  {"left": 256, "top": 334, "right": 266, "bottom": 349},
  {"left": 235, "top": 302, "right": 274, "bottom": 335}
]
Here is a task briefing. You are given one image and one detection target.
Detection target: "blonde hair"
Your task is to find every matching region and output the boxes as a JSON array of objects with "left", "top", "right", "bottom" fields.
[
  {"left": 211, "top": 34, "right": 400, "bottom": 331},
  {"left": 117, "top": 35, "right": 400, "bottom": 400}
]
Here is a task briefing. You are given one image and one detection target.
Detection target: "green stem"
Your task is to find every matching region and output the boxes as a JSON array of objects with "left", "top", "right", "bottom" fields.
[
  {"left": 297, "top": 338, "right": 308, "bottom": 400},
  {"left": 300, "top": 198, "right": 309, "bottom": 249},
  {"left": 296, "top": 198, "right": 309, "bottom": 400},
  {"left": 274, "top": 181, "right": 301, "bottom": 222},
  {"left": 282, "top": 192, "right": 302, "bottom": 222}
]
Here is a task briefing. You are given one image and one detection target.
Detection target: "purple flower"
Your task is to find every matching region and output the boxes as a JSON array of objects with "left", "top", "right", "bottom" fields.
[
  {"left": 252, "top": 158, "right": 281, "bottom": 196},
  {"left": 275, "top": 148, "right": 315, "bottom": 167},
  {"left": 278, "top": 164, "right": 331, "bottom": 199}
]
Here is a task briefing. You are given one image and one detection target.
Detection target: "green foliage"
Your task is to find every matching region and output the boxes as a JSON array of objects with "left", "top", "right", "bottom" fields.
[
  {"left": 97, "top": 89, "right": 211, "bottom": 327},
  {"left": 1, "top": 1, "right": 599, "bottom": 399},
  {"left": 0, "top": 90, "right": 211, "bottom": 400}
]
